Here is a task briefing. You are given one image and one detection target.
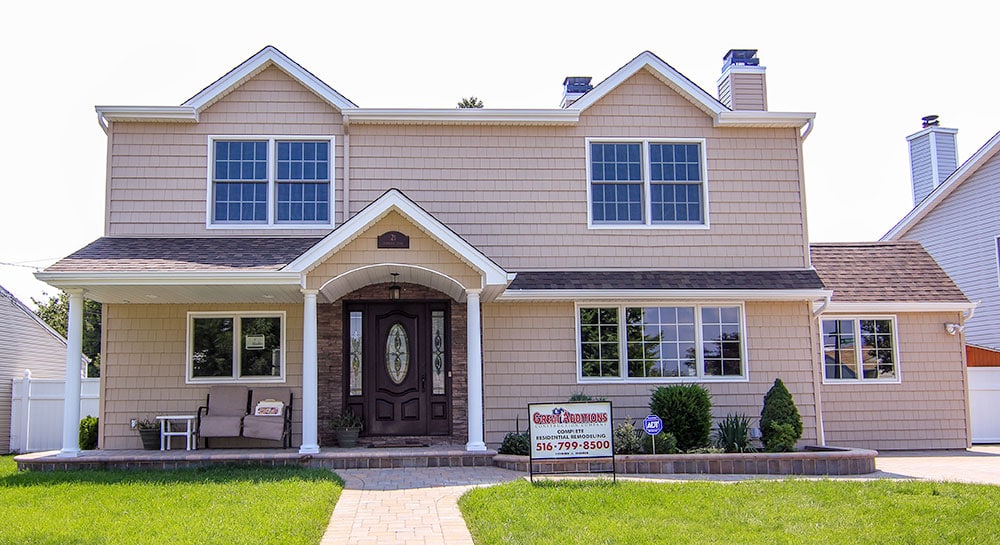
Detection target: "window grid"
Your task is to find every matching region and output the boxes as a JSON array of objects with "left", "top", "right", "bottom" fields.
[
  {"left": 822, "top": 318, "right": 898, "bottom": 382},
  {"left": 588, "top": 140, "right": 706, "bottom": 227},
  {"left": 580, "top": 304, "right": 745, "bottom": 381}
]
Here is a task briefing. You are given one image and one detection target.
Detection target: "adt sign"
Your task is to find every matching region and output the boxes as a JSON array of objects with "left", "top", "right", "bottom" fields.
[{"left": 643, "top": 415, "right": 663, "bottom": 436}]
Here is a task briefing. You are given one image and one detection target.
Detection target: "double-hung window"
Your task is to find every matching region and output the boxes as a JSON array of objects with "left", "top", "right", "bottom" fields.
[
  {"left": 588, "top": 139, "right": 708, "bottom": 227},
  {"left": 821, "top": 317, "right": 898, "bottom": 382},
  {"left": 187, "top": 312, "right": 285, "bottom": 383},
  {"left": 210, "top": 137, "right": 333, "bottom": 227},
  {"left": 578, "top": 304, "right": 745, "bottom": 381}
]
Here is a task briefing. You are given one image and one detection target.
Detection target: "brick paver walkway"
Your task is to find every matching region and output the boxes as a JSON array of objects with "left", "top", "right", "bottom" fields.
[{"left": 320, "top": 467, "right": 522, "bottom": 544}]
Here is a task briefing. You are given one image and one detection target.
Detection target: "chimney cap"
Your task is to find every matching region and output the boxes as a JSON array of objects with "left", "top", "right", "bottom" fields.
[
  {"left": 563, "top": 77, "right": 593, "bottom": 94},
  {"left": 921, "top": 115, "right": 940, "bottom": 128},
  {"left": 722, "top": 49, "right": 759, "bottom": 72}
]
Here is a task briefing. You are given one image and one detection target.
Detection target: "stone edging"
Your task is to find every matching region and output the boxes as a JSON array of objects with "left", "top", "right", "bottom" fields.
[{"left": 493, "top": 447, "right": 878, "bottom": 475}]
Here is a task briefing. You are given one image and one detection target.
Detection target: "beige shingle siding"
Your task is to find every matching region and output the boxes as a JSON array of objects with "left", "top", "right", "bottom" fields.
[
  {"left": 819, "top": 312, "right": 969, "bottom": 450},
  {"left": 481, "top": 300, "right": 820, "bottom": 447},
  {"left": 106, "top": 68, "right": 808, "bottom": 270},
  {"left": 100, "top": 303, "right": 303, "bottom": 449},
  {"left": 1, "top": 289, "right": 68, "bottom": 452},
  {"left": 902, "top": 150, "right": 1000, "bottom": 348}
]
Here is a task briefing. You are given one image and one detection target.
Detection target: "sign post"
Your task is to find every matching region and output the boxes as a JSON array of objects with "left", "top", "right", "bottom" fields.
[
  {"left": 643, "top": 414, "right": 663, "bottom": 454},
  {"left": 528, "top": 401, "right": 615, "bottom": 482}
]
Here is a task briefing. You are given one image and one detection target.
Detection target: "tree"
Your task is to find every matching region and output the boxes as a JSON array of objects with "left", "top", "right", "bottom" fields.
[
  {"left": 760, "top": 378, "right": 803, "bottom": 452},
  {"left": 457, "top": 96, "right": 484, "bottom": 108},
  {"left": 32, "top": 291, "right": 102, "bottom": 377}
]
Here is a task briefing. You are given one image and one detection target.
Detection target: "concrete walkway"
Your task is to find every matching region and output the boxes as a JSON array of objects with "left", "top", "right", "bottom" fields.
[
  {"left": 320, "top": 467, "right": 522, "bottom": 545},
  {"left": 319, "top": 447, "right": 1000, "bottom": 544}
]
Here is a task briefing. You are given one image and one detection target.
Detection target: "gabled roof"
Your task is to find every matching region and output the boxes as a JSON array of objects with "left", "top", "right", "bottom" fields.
[
  {"left": 810, "top": 242, "right": 972, "bottom": 311},
  {"left": 884, "top": 129, "right": 1000, "bottom": 240},
  {"left": 285, "top": 189, "right": 512, "bottom": 289},
  {"left": 0, "top": 284, "right": 70, "bottom": 348}
]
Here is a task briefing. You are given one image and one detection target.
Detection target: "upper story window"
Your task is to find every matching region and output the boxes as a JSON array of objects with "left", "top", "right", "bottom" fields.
[
  {"left": 209, "top": 137, "right": 333, "bottom": 228},
  {"left": 821, "top": 317, "right": 899, "bottom": 383},
  {"left": 588, "top": 139, "right": 708, "bottom": 228},
  {"left": 577, "top": 303, "right": 746, "bottom": 382}
]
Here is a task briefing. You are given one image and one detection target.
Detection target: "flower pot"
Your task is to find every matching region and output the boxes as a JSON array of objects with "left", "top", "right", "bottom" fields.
[
  {"left": 138, "top": 428, "right": 160, "bottom": 450},
  {"left": 335, "top": 428, "right": 360, "bottom": 448}
]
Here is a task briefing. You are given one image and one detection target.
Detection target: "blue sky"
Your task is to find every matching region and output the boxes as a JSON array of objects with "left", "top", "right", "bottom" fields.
[{"left": 2, "top": 0, "right": 997, "bottom": 304}]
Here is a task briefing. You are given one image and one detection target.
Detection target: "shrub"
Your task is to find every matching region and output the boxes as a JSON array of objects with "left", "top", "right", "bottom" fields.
[
  {"left": 760, "top": 378, "right": 803, "bottom": 452},
  {"left": 642, "top": 431, "right": 678, "bottom": 454},
  {"left": 614, "top": 419, "right": 643, "bottom": 454},
  {"left": 498, "top": 432, "right": 529, "bottom": 455},
  {"left": 713, "top": 413, "right": 755, "bottom": 453},
  {"left": 79, "top": 415, "right": 98, "bottom": 450},
  {"left": 649, "top": 384, "right": 712, "bottom": 451}
]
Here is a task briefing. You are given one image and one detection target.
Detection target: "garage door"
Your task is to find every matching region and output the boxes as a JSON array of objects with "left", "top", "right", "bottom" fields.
[{"left": 969, "top": 368, "right": 1000, "bottom": 443}]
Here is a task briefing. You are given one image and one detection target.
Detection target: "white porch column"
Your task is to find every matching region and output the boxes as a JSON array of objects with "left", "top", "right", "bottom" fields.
[
  {"left": 466, "top": 289, "right": 487, "bottom": 451},
  {"left": 299, "top": 289, "right": 320, "bottom": 454},
  {"left": 58, "top": 289, "right": 84, "bottom": 457}
]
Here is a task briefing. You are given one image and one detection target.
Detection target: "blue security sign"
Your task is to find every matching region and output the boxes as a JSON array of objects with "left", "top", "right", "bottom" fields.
[{"left": 643, "top": 415, "right": 663, "bottom": 436}]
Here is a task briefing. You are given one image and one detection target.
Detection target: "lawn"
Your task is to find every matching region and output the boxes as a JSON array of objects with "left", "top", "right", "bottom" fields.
[
  {"left": 0, "top": 455, "right": 342, "bottom": 545},
  {"left": 459, "top": 478, "right": 1000, "bottom": 545}
]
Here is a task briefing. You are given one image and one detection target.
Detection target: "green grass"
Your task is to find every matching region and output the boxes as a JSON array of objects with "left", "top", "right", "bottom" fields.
[
  {"left": 459, "top": 479, "right": 1000, "bottom": 545},
  {"left": 0, "top": 455, "right": 342, "bottom": 545}
]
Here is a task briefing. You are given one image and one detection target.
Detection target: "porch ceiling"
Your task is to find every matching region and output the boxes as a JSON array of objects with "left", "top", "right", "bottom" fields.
[
  {"left": 48, "top": 282, "right": 306, "bottom": 305},
  {"left": 317, "top": 263, "right": 470, "bottom": 302}
]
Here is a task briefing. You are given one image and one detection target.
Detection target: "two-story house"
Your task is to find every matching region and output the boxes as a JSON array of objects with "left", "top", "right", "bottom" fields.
[{"left": 38, "top": 47, "right": 973, "bottom": 455}]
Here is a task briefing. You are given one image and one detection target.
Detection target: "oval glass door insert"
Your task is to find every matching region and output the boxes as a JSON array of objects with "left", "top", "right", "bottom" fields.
[{"left": 385, "top": 323, "right": 410, "bottom": 384}]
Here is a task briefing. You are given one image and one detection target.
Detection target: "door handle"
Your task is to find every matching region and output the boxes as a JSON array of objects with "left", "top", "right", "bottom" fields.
[{"left": 421, "top": 374, "right": 426, "bottom": 391}]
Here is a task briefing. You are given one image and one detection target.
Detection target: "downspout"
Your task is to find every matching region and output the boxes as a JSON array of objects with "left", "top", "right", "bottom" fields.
[
  {"left": 811, "top": 294, "right": 831, "bottom": 446},
  {"left": 96, "top": 111, "right": 109, "bottom": 135}
]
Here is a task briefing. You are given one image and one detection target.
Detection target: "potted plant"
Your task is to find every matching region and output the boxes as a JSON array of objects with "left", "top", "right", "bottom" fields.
[
  {"left": 135, "top": 418, "right": 160, "bottom": 450},
  {"left": 331, "top": 410, "right": 363, "bottom": 448}
]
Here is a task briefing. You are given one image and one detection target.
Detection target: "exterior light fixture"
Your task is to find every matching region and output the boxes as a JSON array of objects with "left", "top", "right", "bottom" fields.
[{"left": 389, "top": 273, "right": 401, "bottom": 300}]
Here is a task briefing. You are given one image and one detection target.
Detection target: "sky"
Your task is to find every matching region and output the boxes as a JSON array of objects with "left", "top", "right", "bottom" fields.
[{"left": 2, "top": 0, "right": 997, "bottom": 306}]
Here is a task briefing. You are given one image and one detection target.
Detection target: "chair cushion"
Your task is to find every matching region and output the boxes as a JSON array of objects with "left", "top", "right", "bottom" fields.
[
  {"left": 242, "top": 415, "right": 286, "bottom": 441},
  {"left": 199, "top": 415, "right": 242, "bottom": 437},
  {"left": 207, "top": 387, "right": 249, "bottom": 417}
]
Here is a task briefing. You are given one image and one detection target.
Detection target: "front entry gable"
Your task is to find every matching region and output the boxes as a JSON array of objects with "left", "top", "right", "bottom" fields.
[{"left": 287, "top": 189, "right": 512, "bottom": 302}]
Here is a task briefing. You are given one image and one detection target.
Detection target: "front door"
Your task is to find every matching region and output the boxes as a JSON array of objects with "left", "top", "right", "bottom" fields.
[{"left": 346, "top": 302, "right": 450, "bottom": 436}]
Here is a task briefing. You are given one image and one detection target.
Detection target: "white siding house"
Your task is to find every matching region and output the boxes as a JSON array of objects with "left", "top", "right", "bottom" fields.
[{"left": 0, "top": 285, "right": 73, "bottom": 452}]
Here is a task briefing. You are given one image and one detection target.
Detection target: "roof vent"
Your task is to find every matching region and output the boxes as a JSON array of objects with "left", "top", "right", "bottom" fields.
[
  {"left": 560, "top": 77, "right": 592, "bottom": 108},
  {"left": 922, "top": 114, "right": 940, "bottom": 128},
  {"left": 717, "top": 49, "right": 767, "bottom": 111}
]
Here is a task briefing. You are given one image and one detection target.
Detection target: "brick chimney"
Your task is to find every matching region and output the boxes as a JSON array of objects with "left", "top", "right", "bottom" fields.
[
  {"left": 561, "top": 77, "right": 592, "bottom": 108},
  {"left": 907, "top": 115, "right": 958, "bottom": 205},
  {"left": 717, "top": 49, "right": 767, "bottom": 111}
]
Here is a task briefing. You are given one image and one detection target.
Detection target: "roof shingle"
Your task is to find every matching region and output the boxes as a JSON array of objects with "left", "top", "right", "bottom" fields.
[{"left": 507, "top": 270, "right": 824, "bottom": 291}]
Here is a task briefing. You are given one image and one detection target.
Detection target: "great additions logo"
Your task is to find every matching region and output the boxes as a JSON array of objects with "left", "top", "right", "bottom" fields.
[{"left": 532, "top": 407, "right": 609, "bottom": 425}]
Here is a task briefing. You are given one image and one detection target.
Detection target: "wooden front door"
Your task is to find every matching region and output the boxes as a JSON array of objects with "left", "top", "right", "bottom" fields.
[{"left": 346, "top": 301, "right": 450, "bottom": 436}]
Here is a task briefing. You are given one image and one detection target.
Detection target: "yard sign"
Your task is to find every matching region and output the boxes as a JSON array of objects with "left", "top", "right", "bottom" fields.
[{"left": 527, "top": 401, "right": 615, "bottom": 481}]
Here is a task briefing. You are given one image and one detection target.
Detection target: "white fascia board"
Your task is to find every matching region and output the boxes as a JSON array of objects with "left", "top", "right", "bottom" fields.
[
  {"left": 497, "top": 288, "right": 833, "bottom": 302},
  {"left": 822, "top": 301, "right": 977, "bottom": 314},
  {"left": 715, "top": 111, "right": 815, "bottom": 128},
  {"left": 884, "top": 129, "right": 1000, "bottom": 240},
  {"left": 284, "top": 189, "right": 510, "bottom": 287},
  {"left": 343, "top": 109, "right": 578, "bottom": 126},
  {"left": 569, "top": 51, "right": 726, "bottom": 116},
  {"left": 35, "top": 271, "right": 303, "bottom": 287},
  {"left": 95, "top": 106, "right": 198, "bottom": 123},
  {"left": 183, "top": 46, "right": 357, "bottom": 112}
]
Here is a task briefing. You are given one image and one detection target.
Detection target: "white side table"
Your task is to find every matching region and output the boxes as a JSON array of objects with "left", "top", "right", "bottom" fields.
[{"left": 156, "top": 415, "right": 197, "bottom": 451}]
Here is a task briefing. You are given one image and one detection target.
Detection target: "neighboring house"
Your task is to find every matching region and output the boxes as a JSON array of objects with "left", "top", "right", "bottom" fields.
[
  {"left": 0, "top": 285, "right": 73, "bottom": 452},
  {"left": 884, "top": 121, "right": 1000, "bottom": 442},
  {"left": 37, "top": 46, "right": 972, "bottom": 455}
]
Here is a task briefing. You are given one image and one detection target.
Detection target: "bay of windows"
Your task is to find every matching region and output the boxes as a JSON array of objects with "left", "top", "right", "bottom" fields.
[
  {"left": 211, "top": 137, "right": 332, "bottom": 226},
  {"left": 589, "top": 140, "right": 706, "bottom": 226},
  {"left": 821, "top": 317, "right": 898, "bottom": 382},
  {"left": 188, "top": 312, "right": 285, "bottom": 382},
  {"left": 579, "top": 304, "right": 744, "bottom": 381}
]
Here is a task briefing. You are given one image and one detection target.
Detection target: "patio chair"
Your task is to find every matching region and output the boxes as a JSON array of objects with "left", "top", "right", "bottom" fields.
[
  {"left": 242, "top": 388, "right": 293, "bottom": 448},
  {"left": 196, "top": 386, "right": 250, "bottom": 448}
]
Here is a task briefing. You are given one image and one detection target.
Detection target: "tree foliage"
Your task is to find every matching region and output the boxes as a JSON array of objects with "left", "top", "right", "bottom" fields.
[
  {"left": 760, "top": 378, "right": 803, "bottom": 452},
  {"left": 31, "top": 291, "right": 102, "bottom": 377},
  {"left": 457, "top": 96, "right": 484, "bottom": 108},
  {"left": 649, "top": 384, "right": 712, "bottom": 451}
]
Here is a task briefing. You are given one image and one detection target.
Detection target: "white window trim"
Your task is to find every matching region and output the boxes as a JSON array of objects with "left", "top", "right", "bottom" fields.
[
  {"left": 205, "top": 135, "right": 336, "bottom": 229},
  {"left": 574, "top": 301, "right": 749, "bottom": 384},
  {"left": 820, "top": 315, "right": 901, "bottom": 385},
  {"left": 995, "top": 236, "right": 1000, "bottom": 288},
  {"left": 186, "top": 311, "right": 287, "bottom": 384},
  {"left": 585, "top": 137, "right": 711, "bottom": 230}
]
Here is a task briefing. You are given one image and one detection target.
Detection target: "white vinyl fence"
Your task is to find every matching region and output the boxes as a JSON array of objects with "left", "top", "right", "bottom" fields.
[
  {"left": 10, "top": 371, "right": 100, "bottom": 453},
  {"left": 970, "top": 368, "right": 1000, "bottom": 444}
]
